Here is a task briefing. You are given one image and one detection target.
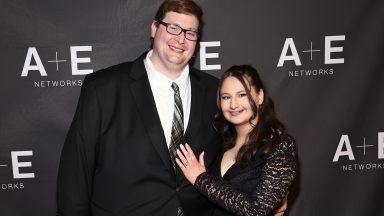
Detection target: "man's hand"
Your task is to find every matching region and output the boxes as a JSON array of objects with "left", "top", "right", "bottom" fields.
[{"left": 274, "top": 193, "right": 289, "bottom": 216}]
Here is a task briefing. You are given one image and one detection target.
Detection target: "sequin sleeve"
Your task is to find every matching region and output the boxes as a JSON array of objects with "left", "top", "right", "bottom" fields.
[{"left": 194, "top": 134, "right": 298, "bottom": 216}]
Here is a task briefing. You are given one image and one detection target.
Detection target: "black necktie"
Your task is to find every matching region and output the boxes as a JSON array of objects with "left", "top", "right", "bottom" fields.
[{"left": 169, "top": 82, "right": 184, "bottom": 172}]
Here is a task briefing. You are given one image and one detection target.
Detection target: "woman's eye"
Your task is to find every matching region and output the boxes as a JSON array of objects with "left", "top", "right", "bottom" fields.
[
  {"left": 239, "top": 93, "right": 247, "bottom": 97},
  {"left": 221, "top": 96, "right": 230, "bottom": 100}
]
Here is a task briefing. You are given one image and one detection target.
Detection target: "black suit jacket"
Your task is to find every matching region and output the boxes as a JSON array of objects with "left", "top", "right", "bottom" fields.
[{"left": 57, "top": 52, "right": 221, "bottom": 216}]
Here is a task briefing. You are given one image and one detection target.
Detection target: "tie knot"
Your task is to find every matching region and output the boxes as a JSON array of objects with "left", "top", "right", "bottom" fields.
[{"left": 171, "top": 82, "right": 180, "bottom": 93}]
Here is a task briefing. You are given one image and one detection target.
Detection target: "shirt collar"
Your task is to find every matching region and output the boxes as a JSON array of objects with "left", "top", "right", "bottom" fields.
[{"left": 144, "top": 50, "right": 190, "bottom": 91}]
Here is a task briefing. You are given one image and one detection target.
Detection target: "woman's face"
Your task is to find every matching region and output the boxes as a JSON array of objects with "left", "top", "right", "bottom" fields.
[{"left": 219, "top": 76, "right": 263, "bottom": 130}]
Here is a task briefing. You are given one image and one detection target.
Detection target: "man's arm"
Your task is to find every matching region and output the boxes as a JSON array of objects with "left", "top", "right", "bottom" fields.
[{"left": 57, "top": 76, "right": 101, "bottom": 216}]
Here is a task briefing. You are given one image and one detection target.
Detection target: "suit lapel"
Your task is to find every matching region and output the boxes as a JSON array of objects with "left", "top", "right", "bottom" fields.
[
  {"left": 184, "top": 69, "right": 205, "bottom": 147},
  {"left": 184, "top": 70, "right": 221, "bottom": 170},
  {"left": 129, "top": 54, "right": 173, "bottom": 173}
]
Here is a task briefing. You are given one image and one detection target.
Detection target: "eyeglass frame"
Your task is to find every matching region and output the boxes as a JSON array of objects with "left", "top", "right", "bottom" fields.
[{"left": 156, "top": 20, "right": 199, "bottom": 41}]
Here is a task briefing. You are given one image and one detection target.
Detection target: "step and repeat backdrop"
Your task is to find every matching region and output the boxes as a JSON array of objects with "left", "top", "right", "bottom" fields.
[{"left": 1, "top": 0, "right": 383, "bottom": 215}]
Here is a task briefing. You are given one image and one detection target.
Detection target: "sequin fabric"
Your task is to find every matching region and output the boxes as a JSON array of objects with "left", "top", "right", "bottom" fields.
[{"left": 194, "top": 134, "right": 298, "bottom": 216}]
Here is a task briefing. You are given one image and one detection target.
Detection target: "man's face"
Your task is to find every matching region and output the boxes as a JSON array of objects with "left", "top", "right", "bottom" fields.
[{"left": 151, "top": 11, "right": 199, "bottom": 72}]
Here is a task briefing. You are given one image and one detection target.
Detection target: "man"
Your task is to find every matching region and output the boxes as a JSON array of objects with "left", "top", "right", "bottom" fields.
[{"left": 57, "top": 0, "right": 287, "bottom": 215}]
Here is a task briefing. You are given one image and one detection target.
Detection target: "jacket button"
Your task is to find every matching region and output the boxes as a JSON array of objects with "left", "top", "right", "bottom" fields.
[{"left": 176, "top": 187, "right": 180, "bottom": 192}]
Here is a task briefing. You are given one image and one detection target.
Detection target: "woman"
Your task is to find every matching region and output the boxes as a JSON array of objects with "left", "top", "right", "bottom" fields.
[{"left": 176, "top": 65, "right": 298, "bottom": 216}]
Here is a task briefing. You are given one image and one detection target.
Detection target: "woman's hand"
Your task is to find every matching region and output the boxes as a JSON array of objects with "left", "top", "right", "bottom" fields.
[{"left": 176, "top": 143, "right": 206, "bottom": 185}]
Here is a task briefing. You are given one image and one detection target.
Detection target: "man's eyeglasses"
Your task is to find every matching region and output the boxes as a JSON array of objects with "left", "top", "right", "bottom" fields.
[{"left": 157, "top": 20, "right": 199, "bottom": 41}]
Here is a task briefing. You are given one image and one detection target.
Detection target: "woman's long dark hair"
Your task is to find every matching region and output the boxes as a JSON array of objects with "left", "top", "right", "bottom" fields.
[{"left": 214, "top": 65, "right": 285, "bottom": 167}]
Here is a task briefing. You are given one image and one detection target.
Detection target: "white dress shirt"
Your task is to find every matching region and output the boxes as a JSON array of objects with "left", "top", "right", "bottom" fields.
[{"left": 144, "top": 50, "right": 191, "bottom": 147}]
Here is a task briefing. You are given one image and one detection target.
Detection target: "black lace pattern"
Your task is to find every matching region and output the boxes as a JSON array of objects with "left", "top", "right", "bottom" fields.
[{"left": 194, "top": 134, "right": 298, "bottom": 216}]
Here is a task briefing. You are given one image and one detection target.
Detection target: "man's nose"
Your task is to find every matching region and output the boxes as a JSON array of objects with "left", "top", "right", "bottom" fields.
[{"left": 177, "top": 31, "right": 186, "bottom": 44}]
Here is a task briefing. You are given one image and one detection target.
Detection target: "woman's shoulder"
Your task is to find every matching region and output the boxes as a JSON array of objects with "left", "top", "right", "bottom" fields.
[
  {"left": 277, "top": 134, "right": 295, "bottom": 145},
  {"left": 269, "top": 134, "right": 297, "bottom": 157}
]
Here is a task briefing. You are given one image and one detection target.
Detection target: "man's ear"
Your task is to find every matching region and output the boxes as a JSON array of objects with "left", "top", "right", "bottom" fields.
[{"left": 151, "top": 20, "right": 158, "bottom": 38}]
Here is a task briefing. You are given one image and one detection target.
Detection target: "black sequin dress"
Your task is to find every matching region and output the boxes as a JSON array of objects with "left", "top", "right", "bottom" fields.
[{"left": 194, "top": 134, "right": 298, "bottom": 216}]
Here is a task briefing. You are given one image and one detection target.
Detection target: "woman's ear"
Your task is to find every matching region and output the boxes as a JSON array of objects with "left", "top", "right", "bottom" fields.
[{"left": 258, "top": 89, "right": 264, "bottom": 105}]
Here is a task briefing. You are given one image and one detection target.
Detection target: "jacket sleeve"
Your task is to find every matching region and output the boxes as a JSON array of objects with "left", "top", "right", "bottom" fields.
[
  {"left": 194, "top": 135, "right": 298, "bottom": 216},
  {"left": 56, "top": 75, "right": 101, "bottom": 216}
]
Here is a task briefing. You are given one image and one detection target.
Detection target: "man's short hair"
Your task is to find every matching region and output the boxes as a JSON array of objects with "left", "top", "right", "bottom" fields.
[{"left": 154, "top": 0, "right": 204, "bottom": 32}]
